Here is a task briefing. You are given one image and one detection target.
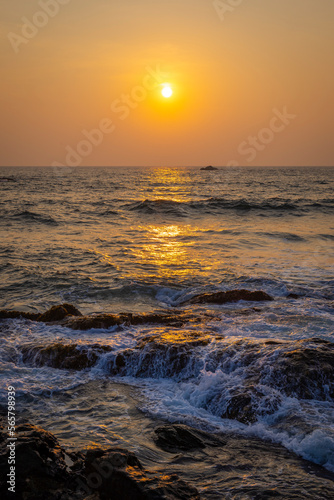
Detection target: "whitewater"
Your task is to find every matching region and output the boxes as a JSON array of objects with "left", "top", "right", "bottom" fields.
[{"left": 0, "top": 166, "right": 333, "bottom": 497}]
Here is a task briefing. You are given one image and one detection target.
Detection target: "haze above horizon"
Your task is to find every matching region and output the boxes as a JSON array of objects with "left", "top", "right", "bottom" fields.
[{"left": 1, "top": 0, "right": 333, "bottom": 167}]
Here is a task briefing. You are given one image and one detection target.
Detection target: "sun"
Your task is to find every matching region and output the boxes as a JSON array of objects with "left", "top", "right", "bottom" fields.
[{"left": 161, "top": 85, "right": 173, "bottom": 98}]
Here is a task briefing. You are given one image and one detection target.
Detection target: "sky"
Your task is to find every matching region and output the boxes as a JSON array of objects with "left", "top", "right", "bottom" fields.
[{"left": 0, "top": 0, "right": 333, "bottom": 167}]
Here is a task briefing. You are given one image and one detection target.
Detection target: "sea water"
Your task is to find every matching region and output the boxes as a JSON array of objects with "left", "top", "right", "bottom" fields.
[{"left": 0, "top": 166, "right": 333, "bottom": 483}]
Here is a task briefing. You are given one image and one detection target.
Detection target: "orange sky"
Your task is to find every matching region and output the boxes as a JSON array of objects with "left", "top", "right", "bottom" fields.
[{"left": 1, "top": 0, "right": 333, "bottom": 167}]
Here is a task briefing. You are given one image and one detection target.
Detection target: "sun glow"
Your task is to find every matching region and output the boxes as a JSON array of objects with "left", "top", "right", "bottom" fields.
[{"left": 161, "top": 85, "right": 173, "bottom": 98}]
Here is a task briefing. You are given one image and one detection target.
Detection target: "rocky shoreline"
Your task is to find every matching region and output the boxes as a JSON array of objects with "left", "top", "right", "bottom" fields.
[
  {"left": 1, "top": 413, "right": 334, "bottom": 499},
  {"left": 0, "top": 289, "right": 274, "bottom": 331},
  {"left": 2, "top": 301, "right": 334, "bottom": 427},
  {"left": 1, "top": 296, "right": 334, "bottom": 498}
]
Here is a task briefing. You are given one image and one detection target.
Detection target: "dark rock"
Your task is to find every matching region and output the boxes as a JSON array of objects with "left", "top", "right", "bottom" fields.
[
  {"left": 115, "top": 353, "right": 126, "bottom": 368},
  {"left": 200, "top": 166, "right": 218, "bottom": 171},
  {"left": 0, "top": 303, "right": 82, "bottom": 323},
  {"left": 83, "top": 447, "right": 200, "bottom": 499},
  {"left": 155, "top": 425, "right": 205, "bottom": 451},
  {"left": 62, "top": 311, "right": 192, "bottom": 331},
  {"left": 110, "top": 344, "right": 191, "bottom": 378},
  {"left": 184, "top": 289, "right": 273, "bottom": 305},
  {"left": 0, "top": 418, "right": 74, "bottom": 499},
  {"left": 63, "top": 313, "right": 126, "bottom": 330},
  {"left": 287, "top": 293, "right": 301, "bottom": 299},
  {"left": 152, "top": 424, "right": 334, "bottom": 499},
  {"left": 0, "top": 305, "right": 201, "bottom": 331},
  {"left": 206, "top": 337, "right": 334, "bottom": 403},
  {"left": 21, "top": 343, "right": 112, "bottom": 370},
  {"left": 274, "top": 339, "right": 334, "bottom": 400},
  {"left": 154, "top": 424, "right": 222, "bottom": 452},
  {"left": 220, "top": 386, "right": 282, "bottom": 425},
  {"left": 0, "top": 416, "right": 200, "bottom": 499},
  {"left": 110, "top": 332, "right": 212, "bottom": 378},
  {"left": 222, "top": 392, "right": 255, "bottom": 424},
  {"left": 38, "top": 303, "right": 82, "bottom": 322},
  {"left": 0, "top": 310, "right": 39, "bottom": 321}
]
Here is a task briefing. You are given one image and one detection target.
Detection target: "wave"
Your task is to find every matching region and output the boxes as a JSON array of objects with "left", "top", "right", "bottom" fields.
[
  {"left": 20, "top": 335, "right": 334, "bottom": 408},
  {"left": 258, "top": 231, "right": 306, "bottom": 242},
  {"left": 8, "top": 210, "right": 58, "bottom": 225},
  {"left": 125, "top": 197, "right": 334, "bottom": 216},
  {"left": 127, "top": 199, "right": 188, "bottom": 217},
  {"left": 319, "top": 234, "right": 334, "bottom": 241},
  {"left": 9, "top": 326, "right": 334, "bottom": 472}
]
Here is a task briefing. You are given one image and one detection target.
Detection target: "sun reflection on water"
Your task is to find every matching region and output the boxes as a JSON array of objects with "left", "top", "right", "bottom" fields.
[{"left": 133, "top": 224, "right": 195, "bottom": 279}]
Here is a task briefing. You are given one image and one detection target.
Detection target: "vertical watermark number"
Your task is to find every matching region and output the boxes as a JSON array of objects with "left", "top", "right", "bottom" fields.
[{"left": 7, "top": 386, "right": 16, "bottom": 494}]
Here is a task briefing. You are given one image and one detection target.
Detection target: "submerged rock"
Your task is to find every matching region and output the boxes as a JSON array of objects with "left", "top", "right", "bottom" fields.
[
  {"left": 183, "top": 289, "right": 273, "bottom": 305},
  {"left": 82, "top": 447, "right": 200, "bottom": 500},
  {"left": 153, "top": 424, "right": 334, "bottom": 500},
  {"left": 0, "top": 303, "right": 81, "bottom": 323}
]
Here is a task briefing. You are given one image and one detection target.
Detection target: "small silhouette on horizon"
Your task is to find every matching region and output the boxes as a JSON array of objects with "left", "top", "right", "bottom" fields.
[{"left": 200, "top": 165, "right": 218, "bottom": 171}]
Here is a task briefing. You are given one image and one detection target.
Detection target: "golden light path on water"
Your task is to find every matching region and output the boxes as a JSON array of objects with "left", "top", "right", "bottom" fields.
[
  {"left": 124, "top": 164, "right": 212, "bottom": 280},
  {"left": 68, "top": 167, "right": 333, "bottom": 304},
  {"left": 133, "top": 224, "right": 196, "bottom": 279}
]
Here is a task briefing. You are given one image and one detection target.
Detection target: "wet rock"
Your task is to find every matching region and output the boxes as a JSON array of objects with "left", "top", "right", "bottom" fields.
[
  {"left": 137, "top": 330, "right": 211, "bottom": 349},
  {"left": 115, "top": 353, "right": 126, "bottom": 368},
  {"left": 38, "top": 303, "right": 82, "bottom": 322},
  {"left": 110, "top": 344, "right": 193, "bottom": 378},
  {"left": 154, "top": 424, "right": 222, "bottom": 452},
  {"left": 109, "top": 332, "right": 211, "bottom": 379},
  {"left": 153, "top": 424, "right": 334, "bottom": 499},
  {"left": 21, "top": 343, "right": 112, "bottom": 370},
  {"left": 0, "top": 417, "right": 75, "bottom": 499},
  {"left": 63, "top": 311, "right": 192, "bottom": 331},
  {"left": 19, "top": 331, "right": 212, "bottom": 375},
  {"left": 63, "top": 313, "right": 127, "bottom": 330},
  {"left": 0, "top": 416, "right": 200, "bottom": 499},
  {"left": 206, "top": 337, "right": 334, "bottom": 404},
  {"left": 82, "top": 447, "right": 200, "bottom": 499},
  {"left": 274, "top": 339, "right": 334, "bottom": 400},
  {"left": 220, "top": 386, "right": 282, "bottom": 425},
  {"left": 0, "top": 310, "right": 39, "bottom": 321},
  {"left": 0, "top": 303, "right": 82, "bottom": 323},
  {"left": 155, "top": 425, "right": 205, "bottom": 452},
  {"left": 0, "top": 305, "right": 202, "bottom": 330},
  {"left": 222, "top": 392, "right": 255, "bottom": 424},
  {"left": 184, "top": 289, "right": 273, "bottom": 305}
]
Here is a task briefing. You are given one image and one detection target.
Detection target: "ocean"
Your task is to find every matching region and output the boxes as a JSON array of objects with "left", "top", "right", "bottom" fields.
[{"left": 1, "top": 166, "right": 333, "bottom": 497}]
